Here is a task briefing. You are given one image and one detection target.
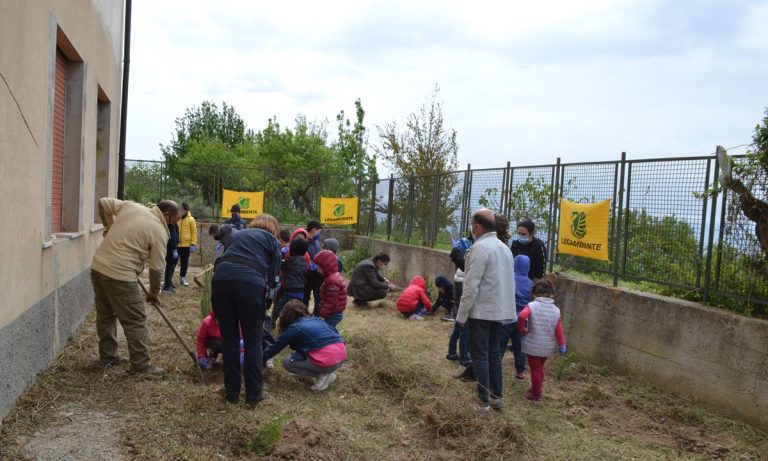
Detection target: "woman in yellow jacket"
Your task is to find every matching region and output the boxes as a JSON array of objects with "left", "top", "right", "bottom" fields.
[{"left": 177, "top": 203, "right": 198, "bottom": 286}]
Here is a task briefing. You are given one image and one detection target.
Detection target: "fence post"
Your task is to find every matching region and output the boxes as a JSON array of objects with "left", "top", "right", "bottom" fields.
[
  {"left": 369, "top": 178, "right": 377, "bottom": 236},
  {"left": 387, "top": 174, "right": 394, "bottom": 241},
  {"left": 713, "top": 178, "right": 728, "bottom": 293},
  {"left": 430, "top": 173, "right": 441, "bottom": 247},
  {"left": 613, "top": 152, "right": 627, "bottom": 287},
  {"left": 405, "top": 175, "right": 416, "bottom": 243},
  {"left": 546, "top": 158, "right": 560, "bottom": 274},
  {"left": 702, "top": 152, "right": 720, "bottom": 302},
  {"left": 356, "top": 177, "right": 363, "bottom": 235},
  {"left": 501, "top": 161, "right": 511, "bottom": 215},
  {"left": 696, "top": 157, "right": 712, "bottom": 293},
  {"left": 460, "top": 164, "right": 472, "bottom": 233}
]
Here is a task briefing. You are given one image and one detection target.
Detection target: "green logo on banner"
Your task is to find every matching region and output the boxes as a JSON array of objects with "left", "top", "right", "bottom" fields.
[
  {"left": 239, "top": 197, "right": 250, "bottom": 209},
  {"left": 570, "top": 211, "right": 587, "bottom": 238},
  {"left": 333, "top": 203, "right": 345, "bottom": 217}
]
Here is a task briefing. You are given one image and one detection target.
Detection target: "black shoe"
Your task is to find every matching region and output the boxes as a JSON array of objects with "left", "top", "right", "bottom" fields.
[
  {"left": 453, "top": 366, "right": 475, "bottom": 382},
  {"left": 245, "top": 394, "right": 265, "bottom": 408},
  {"left": 353, "top": 299, "right": 368, "bottom": 308},
  {"left": 162, "top": 285, "right": 176, "bottom": 293},
  {"left": 460, "top": 360, "right": 472, "bottom": 368},
  {"left": 445, "top": 354, "right": 459, "bottom": 361}
]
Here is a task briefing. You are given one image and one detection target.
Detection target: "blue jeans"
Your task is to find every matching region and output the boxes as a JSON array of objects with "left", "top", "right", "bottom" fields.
[
  {"left": 272, "top": 291, "right": 303, "bottom": 322},
  {"left": 448, "top": 323, "right": 469, "bottom": 363},
  {"left": 468, "top": 318, "right": 503, "bottom": 404},
  {"left": 499, "top": 322, "right": 526, "bottom": 374},
  {"left": 324, "top": 313, "right": 343, "bottom": 329}
]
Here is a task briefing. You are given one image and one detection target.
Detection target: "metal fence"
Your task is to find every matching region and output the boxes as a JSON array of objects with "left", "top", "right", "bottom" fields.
[{"left": 125, "top": 154, "right": 768, "bottom": 314}]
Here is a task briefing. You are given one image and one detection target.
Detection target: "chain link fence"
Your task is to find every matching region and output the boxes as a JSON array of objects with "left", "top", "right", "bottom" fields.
[{"left": 125, "top": 154, "right": 768, "bottom": 315}]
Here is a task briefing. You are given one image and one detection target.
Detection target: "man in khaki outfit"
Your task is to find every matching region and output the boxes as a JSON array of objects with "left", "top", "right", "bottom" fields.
[{"left": 92, "top": 198, "right": 180, "bottom": 374}]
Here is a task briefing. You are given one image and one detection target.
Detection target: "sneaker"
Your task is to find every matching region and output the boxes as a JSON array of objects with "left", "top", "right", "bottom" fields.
[
  {"left": 515, "top": 372, "right": 525, "bottom": 381},
  {"left": 327, "top": 372, "right": 337, "bottom": 386},
  {"left": 180, "top": 277, "right": 189, "bottom": 287},
  {"left": 266, "top": 359, "right": 274, "bottom": 369},
  {"left": 441, "top": 316, "right": 456, "bottom": 322},
  {"left": 445, "top": 353, "right": 460, "bottom": 361},
  {"left": 162, "top": 285, "right": 175, "bottom": 293},
  {"left": 489, "top": 398, "right": 504, "bottom": 411},
  {"left": 409, "top": 314, "right": 424, "bottom": 321},
  {"left": 522, "top": 390, "right": 542, "bottom": 402},
  {"left": 470, "top": 403, "right": 490, "bottom": 412},
  {"left": 311, "top": 373, "right": 333, "bottom": 391},
  {"left": 128, "top": 364, "right": 165, "bottom": 376},
  {"left": 460, "top": 360, "right": 472, "bottom": 368}
]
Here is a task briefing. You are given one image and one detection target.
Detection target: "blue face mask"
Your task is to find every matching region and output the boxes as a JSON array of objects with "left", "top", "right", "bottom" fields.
[{"left": 517, "top": 235, "right": 530, "bottom": 245}]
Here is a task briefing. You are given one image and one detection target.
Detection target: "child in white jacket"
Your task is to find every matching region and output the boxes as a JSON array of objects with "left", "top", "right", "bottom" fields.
[{"left": 517, "top": 279, "right": 566, "bottom": 402}]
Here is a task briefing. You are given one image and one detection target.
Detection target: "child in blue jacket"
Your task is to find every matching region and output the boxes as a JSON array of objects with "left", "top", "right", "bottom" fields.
[
  {"left": 263, "top": 300, "right": 347, "bottom": 391},
  {"left": 499, "top": 255, "right": 533, "bottom": 379}
]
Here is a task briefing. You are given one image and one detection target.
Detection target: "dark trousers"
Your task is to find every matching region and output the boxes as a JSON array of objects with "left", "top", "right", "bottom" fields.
[
  {"left": 163, "top": 252, "right": 177, "bottom": 288},
  {"left": 448, "top": 322, "right": 470, "bottom": 363},
  {"left": 211, "top": 280, "right": 265, "bottom": 401},
  {"left": 304, "top": 270, "right": 323, "bottom": 316},
  {"left": 499, "top": 322, "right": 527, "bottom": 374},
  {"left": 177, "top": 247, "right": 191, "bottom": 278},
  {"left": 468, "top": 318, "right": 503, "bottom": 404}
]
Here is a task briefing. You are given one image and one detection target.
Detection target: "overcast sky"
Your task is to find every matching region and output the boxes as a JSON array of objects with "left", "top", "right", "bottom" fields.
[{"left": 127, "top": 0, "right": 768, "bottom": 171}]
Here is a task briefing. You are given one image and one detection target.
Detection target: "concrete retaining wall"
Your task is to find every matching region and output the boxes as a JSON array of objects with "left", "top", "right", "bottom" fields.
[{"left": 556, "top": 276, "right": 768, "bottom": 431}]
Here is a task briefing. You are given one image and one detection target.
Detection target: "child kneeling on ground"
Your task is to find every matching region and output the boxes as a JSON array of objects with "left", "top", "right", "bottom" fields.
[
  {"left": 263, "top": 300, "right": 347, "bottom": 391},
  {"left": 396, "top": 275, "right": 433, "bottom": 320},
  {"left": 518, "top": 279, "right": 566, "bottom": 402}
]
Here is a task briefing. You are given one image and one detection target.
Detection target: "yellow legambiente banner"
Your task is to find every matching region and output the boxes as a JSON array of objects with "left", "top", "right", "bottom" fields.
[
  {"left": 221, "top": 189, "right": 264, "bottom": 219},
  {"left": 320, "top": 197, "right": 358, "bottom": 225},
  {"left": 557, "top": 199, "right": 611, "bottom": 261}
]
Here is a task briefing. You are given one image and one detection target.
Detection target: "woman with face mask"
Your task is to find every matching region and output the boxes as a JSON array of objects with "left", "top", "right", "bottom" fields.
[{"left": 510, "top": 219, "right": 547, "bottom": 280}]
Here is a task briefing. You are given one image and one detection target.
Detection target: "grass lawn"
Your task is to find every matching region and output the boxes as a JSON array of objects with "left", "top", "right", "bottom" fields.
[{"left": 0, "top": 268, "right": 765, "bottom": 460}]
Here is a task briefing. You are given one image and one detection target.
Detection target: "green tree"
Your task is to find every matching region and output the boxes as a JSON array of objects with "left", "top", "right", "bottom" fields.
[
  {"left": 376, "top": 86, "right": 460, "bottom": 245},
  {"left": 334, "top": 99, "right": 378, "bottom": 230},
  {"left": 160, "top": 101, "right": 250, "bottom": 163},
  {"left": 717, "top": 109, "right": 768, "bottom": 264}
]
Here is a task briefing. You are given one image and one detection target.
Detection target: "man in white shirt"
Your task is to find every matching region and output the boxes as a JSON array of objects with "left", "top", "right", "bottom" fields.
[{"left": 456, "top": 208, "right": 517, "bottom": 411}]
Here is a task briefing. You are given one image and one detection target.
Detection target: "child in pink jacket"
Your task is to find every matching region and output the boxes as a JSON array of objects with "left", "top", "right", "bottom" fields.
[{"left": 396, "top": 276, "right": 433, "bottom": 320}]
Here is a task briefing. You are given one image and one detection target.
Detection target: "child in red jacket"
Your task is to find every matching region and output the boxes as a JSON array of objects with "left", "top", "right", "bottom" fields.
[
  {"left": 197, "top": 310, "right": 274, "bottom": 369},
  {"left": 396, "top": 276, "right": 433, "bottom": 320},
  {"left": 314, "top": 250, "right": 347, "bottom": 329}
]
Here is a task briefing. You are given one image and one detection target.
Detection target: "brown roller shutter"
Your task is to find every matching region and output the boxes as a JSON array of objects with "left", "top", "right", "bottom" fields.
[{"left": 52, "top": 51, "right": 67, "bottom": 234}]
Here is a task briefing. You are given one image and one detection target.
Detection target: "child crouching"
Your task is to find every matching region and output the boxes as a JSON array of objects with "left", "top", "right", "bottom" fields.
[
  {"left": 396, "top": 275, "right": 433, "bottom": 320},
  {"left": 263, "top": 300, "right": 347, "bottom": 391},
  {"left": 518, "top": 279, "right": 566, "bottom": 402}
]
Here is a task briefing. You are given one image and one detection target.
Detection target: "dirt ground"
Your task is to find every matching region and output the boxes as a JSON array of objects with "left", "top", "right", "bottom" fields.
[{"left": 1, "top": 267, "right": 766, "bottom": 460}]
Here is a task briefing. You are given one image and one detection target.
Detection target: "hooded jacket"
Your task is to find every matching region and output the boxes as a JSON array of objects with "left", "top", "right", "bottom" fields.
[
  {"left": 290, "top": 228, "right": 312, "bottom": 268},
  {"left": 396, "top": 276, "right": 433, "bottom": 314},
  {"left": 323, "top": 238, "right": 344, "bottom": 272},
  {"left": 315, "top": 250, "right": 347, "bottom": 318},
  {"left": 196, "top": 310, "right": 221, "bottom": 359},
  {"left": 514, "top": 255, "right": 533, "bottom": 314},
  {"left": 432, "top": 275, "right": 454, "bottom": 313},
  {"left": 178, "top": 211, "right": 197, "bottom": 247}
]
